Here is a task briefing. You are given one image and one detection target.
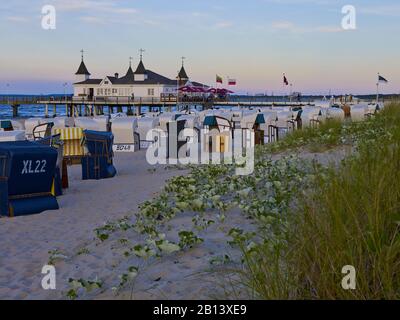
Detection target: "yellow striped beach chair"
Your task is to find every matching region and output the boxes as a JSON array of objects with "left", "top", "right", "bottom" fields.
[{"left": 53, "top": 128, "right": 85, "bottom": 164}]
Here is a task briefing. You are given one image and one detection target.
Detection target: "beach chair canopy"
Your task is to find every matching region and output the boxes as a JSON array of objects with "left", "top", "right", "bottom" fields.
[
  {"left": 0, "top": 131, "right": 26, "bottom": 142},
  {"left": 0, "top": 141, "right": 59, "bottom": 216},
  {"left": 83, "top": 130, "right": 114, "bottom": 157},
  {"left": 204, "top": 115, "right": 218, "bottom": 126},
  {"left": 53, "top": 127, "right": 85, "bottom": 158},
  {"left": 137, "top": 117, "right": 159, "bottom": 141},
  {"left": 240, "top": 113, "right": 265, "bottom": 129},
  {"left": 0, "top": 120, "right": 13, "bottom": 131},
  {"left": 111, "top": 118, "right": 138, "bottom": 145}
]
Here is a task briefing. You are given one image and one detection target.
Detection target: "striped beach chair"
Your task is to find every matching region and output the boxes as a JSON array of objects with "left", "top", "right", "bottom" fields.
[
  {"left": 53, "top": 128, "right": 85, "bottom": 160},
  {"left": 53, "top": 127, "right": 86, "bottom": 188}
]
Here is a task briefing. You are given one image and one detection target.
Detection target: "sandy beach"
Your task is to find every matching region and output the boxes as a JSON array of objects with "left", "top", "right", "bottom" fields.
[
  {"left": 0, "top": 150, "right": 254, "bottom": 300},
  {"left": 0, "top": 151, "right": 183, "bottom": 299},
  {"left": 0, "top": 145, "right": 351, "bottom": 300}
]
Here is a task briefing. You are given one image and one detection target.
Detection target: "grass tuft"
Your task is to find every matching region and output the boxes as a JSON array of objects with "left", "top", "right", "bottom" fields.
[{"left": 241, "top": 103, "right": 400, "bottom": 299}]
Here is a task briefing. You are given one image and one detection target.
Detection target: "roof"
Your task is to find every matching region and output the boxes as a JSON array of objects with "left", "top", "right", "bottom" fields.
[
  {"left": 177, "top": 66, "right": 188, "bottom": 79},
  {"left": 75, "top": 70, "right": 177, "bottom": 86},
  {"left": 134, "top": 60, "right": 147, "bottom": 74},
  {"left": 191, "top": 81, "right": 209, "bottom": 88},
  {"left": 125, "top": 66, "right": 134, "bottom": 77},
  {"left": 74, "top": 79, "right": 102, "bottom": 85},
  {"left": 75, "top": 60, "right": 91, "bottom": 75}
]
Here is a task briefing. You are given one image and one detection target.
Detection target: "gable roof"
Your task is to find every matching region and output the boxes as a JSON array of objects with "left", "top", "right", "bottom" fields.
[
  {"left": 75, "top": 61, "right": 91, "bottom": 75},
  {"left": 74, "top": 70, "right": 177, "bottom": 86},
  {"left": 115, "top": 69, "right": 176, "bottom": 85}
]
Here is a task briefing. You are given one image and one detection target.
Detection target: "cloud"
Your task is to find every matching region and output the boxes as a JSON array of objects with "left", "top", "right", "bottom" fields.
[
  {"left": 79, "top": 16, "right": 105, "bottom": 24},
  {"left": 48, "top": 0, "right": 137, "bottom": 15},
  {"left": 214, "top": 21, "right": 233, "bottom": 29},
  {"left": 271, "top": 20, "right": 345, "bottom": 33},
  {"left": 360, "top": 4, "right": 400, "bottom": 17},
  {"left": 5, "top": 16, "right": 29, "bottom": 23}
]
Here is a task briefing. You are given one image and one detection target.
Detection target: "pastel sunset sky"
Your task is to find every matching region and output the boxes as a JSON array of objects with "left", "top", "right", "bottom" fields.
[{"left": 0, "top": 0, "right": 399, "bottom": 94}]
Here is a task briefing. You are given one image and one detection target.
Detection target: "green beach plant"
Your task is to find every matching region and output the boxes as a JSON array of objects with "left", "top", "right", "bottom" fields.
[{"left": 240, "top": 103, "right": 400, "bottom": 299}]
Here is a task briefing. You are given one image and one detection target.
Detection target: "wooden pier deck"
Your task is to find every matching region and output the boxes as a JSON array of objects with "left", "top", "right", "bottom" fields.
[{"left": 0, "top": 95, "right": 310, "bottom": 117}]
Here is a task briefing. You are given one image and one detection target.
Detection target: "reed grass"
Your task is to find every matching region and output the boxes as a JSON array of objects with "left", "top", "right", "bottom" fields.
[{"left": 241, "top": 104, "right": 400, "bottom": 299}]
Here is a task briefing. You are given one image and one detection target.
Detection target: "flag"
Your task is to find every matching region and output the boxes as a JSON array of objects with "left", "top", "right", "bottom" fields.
[
  {"left": 378, "top": 75, "right": 388, "bottom": 83},
  {"left": 228, "top": 78, "right": 236, "bottom": 86},
  {"left": 216, "top": 75, "right": 223, "bottom": 84},
  {"left": 283, "top": 74, "right": 289, "bottom": 86}
]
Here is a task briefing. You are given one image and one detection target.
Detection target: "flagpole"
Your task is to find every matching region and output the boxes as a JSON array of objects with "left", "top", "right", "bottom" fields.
[{"left": 376, "top": 72, "right": 380, "bottom": 104}]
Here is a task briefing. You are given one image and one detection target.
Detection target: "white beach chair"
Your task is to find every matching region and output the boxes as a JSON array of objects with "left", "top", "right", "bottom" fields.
[
  {"left": 0, "top": 130, "right": 26, "bottom": 142},
  {"left": 326, "top": 107, "right": 345, "bottom": 121},
  {"left": 350, "top": 104, "right": 369, "bottom": 122},
  {"left": 24, "top": 118, "right": 42, "bottom": 140},
  {"left": 111, "top": 117, "right": 139, "bottom": 152},
  {"left": 300, "top": 107, "right": 322, "bottom": 128},
  {"left": 74, "top": 116, "right": 109, "bottom": 132},
  {"left": 51, "top": 117, "right": 75, "bottom": 129},
  {"left": 136, "top": 117, "right": 160, "bottom": 149},
  {"left": 158, "top": 113, "right": 176, "bottom": 132}
]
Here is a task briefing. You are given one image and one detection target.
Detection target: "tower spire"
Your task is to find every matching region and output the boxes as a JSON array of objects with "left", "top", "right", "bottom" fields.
[
  {"left": 129, "top": 56, "right": 133, "bottom": 67},
  {"left": 177, "top": 57, "right": 189, "bottom": 81},
  {"left": 139, "top": 48, "right": 145, "bottom": 61},
  {"left": 81, "top": 49, "right": 84, "bottom": 61}
]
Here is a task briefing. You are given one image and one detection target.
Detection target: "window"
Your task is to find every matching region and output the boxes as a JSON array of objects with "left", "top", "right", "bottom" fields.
[
  {"left": 104, "top": 81, "right": 109, "bottom": 85},
  {"left": 112, "top": 88, "right": 117, "bottom": 95},
  {"left": 148, "top": 88, "right": 155, "bottom": 96}
]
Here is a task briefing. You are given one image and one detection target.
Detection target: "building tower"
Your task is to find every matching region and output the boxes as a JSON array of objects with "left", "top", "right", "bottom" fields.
[{"left": 75, "top": 49, "right": 91, "bottom": 83}]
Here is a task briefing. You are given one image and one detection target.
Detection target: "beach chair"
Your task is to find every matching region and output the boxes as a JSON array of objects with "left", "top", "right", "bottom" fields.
[
  {"left": 136, "top": 117, "right": 160, "bottom": 149},
  {"left": 81, "top": 130, "right": 117, "bottom": 180},
  {"left": 240, "top": 113, "right": 265, "bottom": 146},
  {"left": 53, "top": 127, "right": 85, "bottom": 164},
  {"left": 51, "top": 127, "right": 85, "bottom": 188},
  {"left": 0, "top": 120, "right": 13, "bottom": 131},
  {"left": 36, "top": 134, "right": 64, "bottom": 196},
  {"left": 111, "top": 118, "right": 140, "bottom": 152},
  {"left": 75, "top": 116, "right": 109, "bottom": 132},
  {"left": 32, "top": 122, "right": 54, "bottom": 141},
  {"left": 24, "top": 118, "right": 42, "bottom": 140},
  {"left": 0, "top": 131, "right": 26, "bottom": 142},
  {"left": 0, "top": 141, "right": 59, "bottom": 217}
]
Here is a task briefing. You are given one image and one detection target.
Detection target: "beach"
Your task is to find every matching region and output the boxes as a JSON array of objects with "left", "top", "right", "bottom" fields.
[
  {"left": 0, "top": 150, "right": 253, "bottom": 300},
  {"left": 0, "top": 151, "right": 183, "bottom": 299}
]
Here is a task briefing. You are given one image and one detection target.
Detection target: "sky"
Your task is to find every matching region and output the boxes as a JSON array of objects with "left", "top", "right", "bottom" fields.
[{"left": 0, "top": 0, "right": 399, "bottom": 95}]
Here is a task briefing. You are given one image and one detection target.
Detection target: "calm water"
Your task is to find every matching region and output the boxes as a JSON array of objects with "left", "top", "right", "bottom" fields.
[
  {"left": 0, "top": 104, "right": 189, "bottom": 119},
  {"left": 0, "top": 94, "right": 303, "bottom": 119}
]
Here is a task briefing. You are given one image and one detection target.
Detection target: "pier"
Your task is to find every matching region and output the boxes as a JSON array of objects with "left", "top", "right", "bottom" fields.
[{"left": 0, "top": 95, "right": 310, "bottom": 118}]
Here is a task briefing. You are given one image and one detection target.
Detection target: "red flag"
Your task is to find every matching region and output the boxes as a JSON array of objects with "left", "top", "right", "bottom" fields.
[
  {"left": 228, "top": 79, "right": 236, "bottom": 86},
  {"left": 283, "top": 74, "right": 289, "bottom": 86},
  {"left": 216, "top": 75, "right": 223, "bottom": 84}
]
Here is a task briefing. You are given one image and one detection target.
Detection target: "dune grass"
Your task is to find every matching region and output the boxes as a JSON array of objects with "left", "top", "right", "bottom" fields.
[
  {"left": 265, "top": 106, "right": 396, "bottom": 153},
  {"left": 241, "top": 103, "right": 400, "bottom": 299}
]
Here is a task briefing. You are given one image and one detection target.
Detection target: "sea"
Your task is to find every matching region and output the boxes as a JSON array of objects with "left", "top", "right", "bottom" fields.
[{"left": 0, "top": 94, "right": 384, "bottom": 119}]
